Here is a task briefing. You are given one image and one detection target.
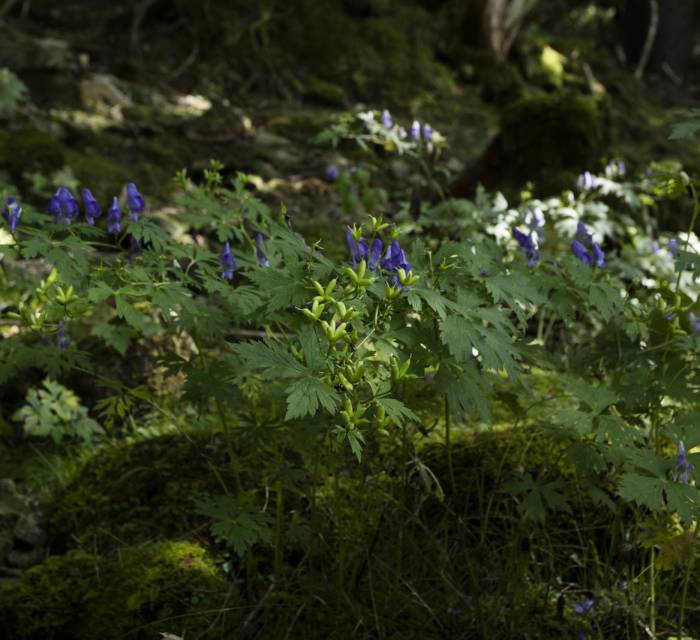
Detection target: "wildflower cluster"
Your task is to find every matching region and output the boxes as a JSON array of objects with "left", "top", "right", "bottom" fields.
[
  {"left": 2, "top": 196, "right": 21, "bottom": 233},
  {"left": 344, "top": 222, "right": 417, "bottom": 289}
]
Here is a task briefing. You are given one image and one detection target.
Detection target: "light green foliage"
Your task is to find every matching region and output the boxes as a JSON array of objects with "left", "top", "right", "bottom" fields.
[
  {"left": 0, "top": 68, "right": 26, "bottom": 112},
  {"left": 13, "top": 379, "right": 103, "bottom": 445}
]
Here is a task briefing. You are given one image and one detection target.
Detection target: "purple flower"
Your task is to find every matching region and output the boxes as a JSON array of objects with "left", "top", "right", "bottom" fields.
[
  {"left": 381, "top": 109, "right": 393, "bottom": 129},
  {"left": 57, "top": 321, "right": 70, "bottom": 352},
  {"left": 126, "top": 183, "right": 145, "bottom": 221},
  {"left": 345, "top": 226, "right": 361, "bottom": 265},
  {"left": 410, "top": 120, "right": 420, "bottom": 140},
  {"left": 690, "top": 312, "right": 700, "bottom": 333},
  {"left": 47, "top": 194, "right": 62, "bottom": 223},
  {"left": 255, "top": 233, "right": 270, "bottom": 266},
  {"left": 81, "top": 188, "right": 101, "bottom": 225},
  {"left": 571, "top": 239, "right": 593, "bottom": 266},
  {"left": 368, "top": 238, "right": 383, "bottom": 271},
  {"left": 574, "top": 598, "right": 594, "bottom": 614},
  {"left": 572, "top": 221, "right": 605, "bottom": 268},
  {"left": 668, "top": 238, "right": 680, "bottom": 258},
  {"left": 106, "top": 197, "right": 122, "bottom": 234},
  {"left": 422, "top": 123, "right": 433, "bottom": 140},
  {"left": 382, "top": 239, "right": 410, "bottom": 273},
  {"left": 220, "top": 242, "right": 238, "bottom": 280},
  {"left": 326, "top": 164, "right": 339, "bottom": 181},
  {"left": 675, "top": 441, "right": 695, "bottom": 484},
  {"left": 513, "top": 227, "right": 539, "bottom": 267},
  {"left": 576, "top": 171, "right": 597, "bottom": 191},
  {"left": 50, "top": 187, "right": 79, "bottom": 224},
  {"left": 2, "top": 196, "right": 21, "bottom": 233}
]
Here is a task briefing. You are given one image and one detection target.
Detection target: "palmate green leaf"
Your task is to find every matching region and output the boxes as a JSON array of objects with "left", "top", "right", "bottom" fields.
[
  {"left": 617, "top": 473, "right": 664, "bottom": 511},
  {"left": 440, "top": 315, "right": 476, "bottom": 362},
  {"left": 407, "top": 287, "right": 452, "bottom": 319},
  {"left": 233, "top": 340, "right": 306, "bottom": 379},
  {"left": 195, "top": 494, "right": 272, "bottom": 557},
  {"left": 285, "top": 377, "right": 340, "bottom": 420},
  {"left": 245, "top": 267, "right": 308, "bottom": 312},
  {"left": 589, "top": 282, "right": 623, "bottom": 322},
  {"left": 548, "top": 408, "right": 593, "bottom": 437},
  {"left": 114, "top": 295, "right": 160, "bottom": 336},
  {"left": 297, "top": 324, "right": 327, "bottom": 371},
  {"left": 375, "top": 397, "right": 419, "bottom": 426},
  {"left": 90, "top": 321, "right": 134, "bottom": 355},
  {"left": 559, "top": 374, "right": 618, "bottom": 414},
  {"left": 669, "top": 110, "right": 700, "bottom": 139},
  {"left": 434, "top": 363, "right": 491, "bottom": 423},
  {"left": 665, "top": 482, "right": 700, "bottom": 523}
]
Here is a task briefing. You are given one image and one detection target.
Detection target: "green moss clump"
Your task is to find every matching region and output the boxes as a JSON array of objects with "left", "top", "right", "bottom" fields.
[
  {"left": 0, "top": 541, "right": 239, "bottom": 640},
  {"left": 0, "top": 129, "right": 66, "bottom": 179},
  {"left": 47, "top": 431, "right": 237, "bottom": 551},
  {"left": 500, "top": 91, "right": 603, "bottom": 192}
]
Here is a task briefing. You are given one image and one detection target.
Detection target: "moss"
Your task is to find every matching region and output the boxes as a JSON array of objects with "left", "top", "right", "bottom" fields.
[
  {"left": 500, "top": 91, "right": 603, "bottom": 192},
  {"left": 0, "top": 541, "right": 239, "bottom": 640},
  {"left": 0, "top": 129, "right": 66, "bottom": 179},
  {"left": 47, "top": 431, "right": 237, "bottom": 551}
]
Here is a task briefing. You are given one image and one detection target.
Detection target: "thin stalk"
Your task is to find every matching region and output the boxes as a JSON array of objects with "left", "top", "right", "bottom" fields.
[
  {"left": 678, "top": 526, "right": 698, "bottom": 637},
  {"left": 444, "top": 395, "right": 456, "bottom": 496},
  {"left": 274, "top": 479, "right": 284, "bottom": 577}
]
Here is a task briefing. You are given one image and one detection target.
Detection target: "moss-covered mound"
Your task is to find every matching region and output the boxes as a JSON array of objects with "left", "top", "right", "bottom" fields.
[
  {"left": 0, "top": 540, "right": 240, "bottom": 640},
  {"left": 500, "top": 91, "right": 603, "bottom": 192},
  {"left": 47, "top": 431, "right": 238, "bottom": 551}
]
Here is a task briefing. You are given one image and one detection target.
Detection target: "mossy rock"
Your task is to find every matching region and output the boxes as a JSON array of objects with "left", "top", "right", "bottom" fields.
[
  {"left": 0, "top": 540, "right": 240, "bottom": 640},
  {"left": 500, "top": 91, "right": 603, "bottom": 190},
  {"left": 0, "top": 129, "right": 66, "bottom": 179},
  {"left": 47, "top": 431, "right": 237, "bottom": 551}
]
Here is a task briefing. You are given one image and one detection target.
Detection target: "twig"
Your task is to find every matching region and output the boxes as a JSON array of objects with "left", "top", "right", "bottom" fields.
[
  {"left": 634, "top": 0, "right": 659, "bottom": 79},
  {"left": 241, "top": 580, "right": 275, "bottom": 634}
]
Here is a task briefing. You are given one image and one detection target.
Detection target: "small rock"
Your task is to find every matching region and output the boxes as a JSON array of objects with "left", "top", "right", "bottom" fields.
[
  {"left": 14, "top": 512, "right": 46, "bottom": 547},
  {"left": 7, "top": 547, "right": 44, "bottom": 570}
]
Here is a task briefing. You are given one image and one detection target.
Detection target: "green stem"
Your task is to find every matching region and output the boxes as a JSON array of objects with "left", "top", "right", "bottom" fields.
[
  {"left": 673, "top": 181, "right": 700, "bottom": 298},
  {"left": 444, "top": 394, "right": 456, "bottom": 496},
  {"left": 274, "top": 479, "right": 284, "bottom": 577}
]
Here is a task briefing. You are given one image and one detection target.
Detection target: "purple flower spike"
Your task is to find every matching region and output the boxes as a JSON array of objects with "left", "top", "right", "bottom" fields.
[
  {"left": 220, "top": 242, "right": 238, "bottom": 281},
  {"left": 668, "top": 238, "right": 680, "bottom": 258},
  {"left": 81, "top": 188, "right": 102, "bottom": 225},
  {"left": 368, "top": 238, "right": 383, "bottom": 271},
  {"left": 381, "top": 109, "right": 393, "bottom": 129},
  {"left": 513, "top": 227, "right": 539, "bottom": 267},
  {"left": 106, "top": 196, "right": 122, "bottom": 234},
  {"left": 576, "top": 171, "right": 597, "bottom": 191},
  {"left": 2, "top": 196, "right": 21, "bottom": 233},
  {"left": 126, "top": 183, "right": 145, "bottom": 221},
  {"left": 410, "top": 120, "right": 420, "bottom": 140},
  {"left": 47, "top": 194, "right": 62, "bottom": 223},
  {"left": 55, "top": 187, "right": 79, "bottom": 224},
  {"left": 345, "top": 226, "right": 361, "bottom": 266},
  {"left": 255, "top": 233, "right": 270, "bottom": 267},
  {"left": 422, "top": 123, "right": 433, "bottom": 140},
  {"left": 571, "top": 239, "right": 593, "bottom": 266},
  {"left": 675, "top": 441, "right": 695, "bottom": 484}
]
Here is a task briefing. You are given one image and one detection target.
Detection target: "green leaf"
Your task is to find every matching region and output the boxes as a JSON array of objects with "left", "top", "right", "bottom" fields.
[
  {"left": 195, "top": 494, "right": 271, "bottom": 557},
  {"left": 617, "top": 473, "right": 664, "bottom": 511},
  {"left": 233, "top": 340, "right": 306, "bottom": 379},
  {"left": 375, "top": 397, "right": 419, "bottom": 425},
  {"left": 285, "top": 377, "right": 340, "bottom": 420},
  {"left": 589, "top": 282, "right": 622, "bottom": 322}
]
